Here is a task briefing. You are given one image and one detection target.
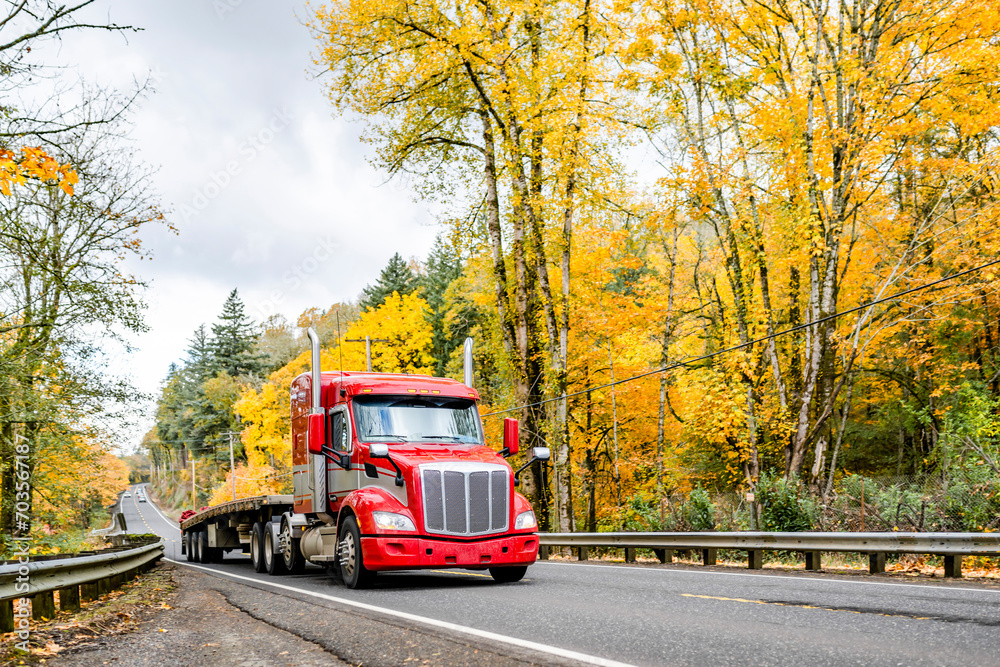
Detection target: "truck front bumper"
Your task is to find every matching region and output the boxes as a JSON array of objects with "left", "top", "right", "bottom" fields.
[{"left": 360, "top": 533, "right": 538, "bottom": 571}]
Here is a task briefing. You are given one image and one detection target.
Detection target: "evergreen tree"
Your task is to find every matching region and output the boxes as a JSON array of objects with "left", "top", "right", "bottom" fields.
[
  {"left": 421, "top": 238, "right": 464, "bottom": 376},
  {"left": 359, "top": 253, "right": 418, "bottom": 311},
  {"left": 210, "top": 289, "right": 265, "bottom": 377}
]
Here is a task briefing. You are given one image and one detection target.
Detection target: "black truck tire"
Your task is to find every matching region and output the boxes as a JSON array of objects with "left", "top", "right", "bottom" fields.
[
  {"left": 250, "top": 522, "right": 267, "bottom": 573},
  {"left": 489, "top": 566, "right": 528, "bottom": 583},
  {"left": 184, "top": 532, "right": 193, "bottom": 562},
  {"left": 281, "top": 519, "right": 306, "bottom": 574},
  {"left": 264, "top": 523, "right": 288, "bottom": 576},
  {"left": 338, "top": 515, "right": 374, "bottom": 589}
]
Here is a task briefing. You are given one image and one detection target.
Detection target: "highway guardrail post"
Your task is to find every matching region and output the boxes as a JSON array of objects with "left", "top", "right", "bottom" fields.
[
  {"left": 702, "top": 548, "right": 717, "bottom": 566},
  {"left": 59, "top": 584, "right": 81, "bottom": 613},
  {"left": 81, "top": 581, "right": 99, "bottom": 601},
  {"left": 943, "top": 555, "right": 962, "bottom": 578},
  {"left": 32, "top": 590, "right": 55, "bottom": 620},
  {"left": 97, "top": 576, "right": 111, "bottom": 597},
  {"left": 0, "top": 598, "right": 13, "bottom": 632},
  {"left": 805, "top": 551, "right": 822, "bottom": 571},
  {"left": 538, "top": 545, "right": 549, "bottom": 560},
  {"left": 625, "top": 548, "right": 636, "bottom": 563},
  {"left": 869, "top": 552, "right": 886, "bottom": 574},
  {"left": 654, "top": 548, "right": 672, "bottom": 563},
  {"left": 747, "top": 549, "right": 763, "bottom": 569},
  {"left": 578, "top": 547, "right": 589, "bottom": 561}
]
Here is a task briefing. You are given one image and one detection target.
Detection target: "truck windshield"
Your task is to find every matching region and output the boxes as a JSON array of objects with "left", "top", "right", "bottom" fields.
[{"left": 352, "top": 395, "right": 483, "bottom": 444}]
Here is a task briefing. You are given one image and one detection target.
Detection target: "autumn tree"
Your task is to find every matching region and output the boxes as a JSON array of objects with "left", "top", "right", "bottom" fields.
[{"left": 360, "top": 253, "right": 418, "bottom": 311}]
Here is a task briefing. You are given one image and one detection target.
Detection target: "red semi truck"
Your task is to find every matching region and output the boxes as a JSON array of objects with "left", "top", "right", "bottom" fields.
[{"left": 180, "top": 330, "right": 548, "bottom": 588}]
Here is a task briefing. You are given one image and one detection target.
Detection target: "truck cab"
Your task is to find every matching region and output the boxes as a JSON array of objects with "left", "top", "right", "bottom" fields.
[{"left": 283, "top": 330, "right": 547, "bottom": 588}]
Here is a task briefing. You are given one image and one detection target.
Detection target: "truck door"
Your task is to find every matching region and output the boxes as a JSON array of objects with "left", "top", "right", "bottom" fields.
[{"left": 327, "top": 407, "right": 359, "bottom": 506}]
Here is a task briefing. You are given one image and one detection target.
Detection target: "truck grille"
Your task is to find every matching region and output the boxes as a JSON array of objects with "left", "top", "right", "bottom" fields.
[{"left": 421, "top": 463, "right": 509, "bottom": 536}]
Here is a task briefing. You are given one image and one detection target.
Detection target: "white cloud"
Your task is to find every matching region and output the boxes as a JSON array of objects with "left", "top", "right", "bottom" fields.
[{"left": 36, "top": 0, "right": 442, "bottom": 447}]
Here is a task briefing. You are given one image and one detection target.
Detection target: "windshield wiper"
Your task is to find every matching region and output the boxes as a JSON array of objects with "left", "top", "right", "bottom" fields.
[
  {"left": 366, "top": 434, "right": 407, "bottom": 442},
  {"left": 421, "top": 435, "right": 466, "bottom": 443}
]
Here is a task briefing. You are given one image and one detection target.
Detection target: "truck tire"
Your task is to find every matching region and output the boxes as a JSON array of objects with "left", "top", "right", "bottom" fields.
[
  {"left": 184, "top": 532, "right": 193, "bottom": 562},
  {"left": 250, "top": 522, "right": 267, "bottom": 573},
  {"left": 264, "top": 523, "right": 288, "bottom": 576},
  {"left": 199, "top": 530, "right": 221, "bottom": 563},
  {"left": 281, "top": 519, "right": 306, "bottom": 574},
  {"left": 198, "top": 530, "right": 211, "bottom": 563},
  {"left": 191, "top": 530, "right": 202, "bottom": 563},
  {"left": 338, "top": 515, "right": 374, "bottom": 589},
  {"left": 489, "top": 566, "right": 527, "bottom": 583}
]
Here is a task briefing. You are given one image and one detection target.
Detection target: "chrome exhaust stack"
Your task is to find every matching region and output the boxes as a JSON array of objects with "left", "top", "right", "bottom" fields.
[
  {"left": 463, "top": 337, "right": 474, "bottom": 388},
  {"left": 307, "top": 327, "right": 322, "bottom": 414},
  {"left": 306, "top": 327, "right": 327, "bottom": 515}
]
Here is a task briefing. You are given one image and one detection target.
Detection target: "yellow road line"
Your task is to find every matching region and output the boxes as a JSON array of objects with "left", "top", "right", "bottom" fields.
[{"left": 680, "top": 593, "right": 933, "bottom": 620}]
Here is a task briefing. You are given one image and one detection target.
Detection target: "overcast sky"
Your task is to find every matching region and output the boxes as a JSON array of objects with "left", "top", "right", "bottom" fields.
[{"left": 47, "top": 1, "right": 439, "bottom": 447}]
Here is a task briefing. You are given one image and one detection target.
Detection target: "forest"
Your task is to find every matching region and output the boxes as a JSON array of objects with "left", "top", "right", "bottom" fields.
[{"left": 143, "top": 0, "right": 1000, "bottom": 534}]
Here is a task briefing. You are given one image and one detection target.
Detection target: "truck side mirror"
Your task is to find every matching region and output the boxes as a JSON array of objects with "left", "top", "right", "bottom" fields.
[
  {"left": 368, "top": 443, "right": 404, "bottom": 486},
  {"left": 513, "top": 445, "right": 550, "bottom": 486},
  {"left": 308, "top": 413, "right": 326, "bottom": 455},
  {"left": 501, "top": 418, "right": 519, "bottom": 458}
]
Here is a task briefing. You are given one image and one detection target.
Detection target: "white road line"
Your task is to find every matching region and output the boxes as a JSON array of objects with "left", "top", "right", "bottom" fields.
[
  {"left": 535, "top": 560, "right": 1000, "bottom": 596},
  {"left": 167, "top": 559, "right": 636, "bottom": 667}
]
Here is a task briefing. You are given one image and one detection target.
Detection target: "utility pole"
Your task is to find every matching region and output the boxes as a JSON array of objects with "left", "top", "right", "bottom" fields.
[
  {"left": 345, "top": 335, "right": 390, "bottom": 372},
  {"left": 191, "top": 459, "right": 196, "bottom": 510},
  {"left": 227, "top": 431, "right": 237, "bottom": 502}
]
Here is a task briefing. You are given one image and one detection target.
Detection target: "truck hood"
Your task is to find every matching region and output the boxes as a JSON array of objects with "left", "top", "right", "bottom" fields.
[{"left": 369, "top": 444, "right": 510, "bottom": 472}]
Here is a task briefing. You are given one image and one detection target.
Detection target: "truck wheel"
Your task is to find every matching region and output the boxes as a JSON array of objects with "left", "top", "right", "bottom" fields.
[
  {"left": 198, "top": 530, "right": 213, "bottom": 563},
  {"left": 264, "top": 523, "right": 288, "bottom": 576},
  {"left": 281, "top": 519, "right": 306, "bottom": 574},
  {"left": 338, "top": 515, "right": 374, "bottom": 589},
  {"left": 250, "top": 522, "right": 267, "bottom": 573},
  {"left": 489, "top": 566, "right": 527, "bottom": 583},
  {"left": 184, "top": 532, "right": 193, "bottom": 562}
]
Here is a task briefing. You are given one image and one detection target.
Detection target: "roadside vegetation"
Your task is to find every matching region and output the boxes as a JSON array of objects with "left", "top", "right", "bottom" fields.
[{"left": 0, "top": 4, "right": 162, "bottom": 558}]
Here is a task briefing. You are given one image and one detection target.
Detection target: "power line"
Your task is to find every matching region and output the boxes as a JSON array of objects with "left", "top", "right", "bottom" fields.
[{"left": 482, "top": 257, "right": 1000, "bottom": 418}]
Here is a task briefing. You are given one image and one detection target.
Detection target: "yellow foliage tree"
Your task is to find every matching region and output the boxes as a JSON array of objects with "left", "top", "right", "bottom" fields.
[
  {"left": 339, "top": 292, "right": 435, "bottom": 375},
  {"left": 208, "top": 463, "right": 284, "bottom": 505}
]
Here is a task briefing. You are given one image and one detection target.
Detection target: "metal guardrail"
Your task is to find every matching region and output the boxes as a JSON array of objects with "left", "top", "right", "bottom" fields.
[
  {"left": 537, "top": 531, "right": 1000, "bottom": 577},
  {"left": 0, "top": 538, "right": 164, "bottom": 631}
]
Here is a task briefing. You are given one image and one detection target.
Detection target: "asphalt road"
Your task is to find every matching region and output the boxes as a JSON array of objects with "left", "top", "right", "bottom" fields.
[{"left": 120, "top": 485, "right": 1000, "bottom": 666}]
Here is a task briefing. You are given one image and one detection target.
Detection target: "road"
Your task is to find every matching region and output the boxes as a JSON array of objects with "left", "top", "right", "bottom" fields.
[{"left": 120, "top": 485, "right": 1000, "bottom": 666}]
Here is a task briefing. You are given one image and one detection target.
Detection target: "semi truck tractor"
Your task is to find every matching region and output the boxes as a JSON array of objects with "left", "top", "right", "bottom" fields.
[{"left": 180, "top": 330, "right": 548, "bottom": 588}]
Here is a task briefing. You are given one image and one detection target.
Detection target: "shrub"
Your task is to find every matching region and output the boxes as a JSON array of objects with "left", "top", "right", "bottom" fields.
[
  {"left": 757, "top": 472, "right": 818, "bottom": 532},
  {"left": 681, "top": 486, "right": 717, "bottom": 531}
]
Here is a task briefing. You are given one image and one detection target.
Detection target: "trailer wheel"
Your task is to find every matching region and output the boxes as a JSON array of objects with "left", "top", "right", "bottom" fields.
[
  {"left": 191, "top": 530, "right": 202, "bottom": 563},
  {"left": 338, "top": 515, "right": 374, "bottom": 589},
  {"left": 200, "top": 530, "right": 215, "bottom": 563},
  {"left": 280, "top": 519, "right": 306, "bottom": 574},
  {"left": 264, "top": 523, "right": 288, "bottom": 576},
  {"left": 200, "top": 530, "right": 222, "bottom": 563},
  {"left": 250, "top": 522, "right": 267, "bottom": 573},
  {"left": 489, "top": 566, "right": 527, "bottom": 583},
  {"left": 184, "top": 532, "right": 193, "bottom": 562}
]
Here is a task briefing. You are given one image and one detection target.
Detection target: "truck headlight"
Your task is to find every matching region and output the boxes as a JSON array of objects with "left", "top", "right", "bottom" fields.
[
  {"left": 373, "top": 511, "right": 416, "bottom": 532},
  {"left": 514, "top": 510, "right": 537, "bottom": 530}
]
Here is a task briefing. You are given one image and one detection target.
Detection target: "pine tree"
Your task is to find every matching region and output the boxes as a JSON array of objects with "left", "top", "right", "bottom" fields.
[
  {"left": 359, "top": 253, "right": 418, "bottom": 311},
  {"left": 210, "top": 289, "right": 265, "bottom": 378},
  {"left": 421, "top": 238, "right": 465, "bottom": 376}
]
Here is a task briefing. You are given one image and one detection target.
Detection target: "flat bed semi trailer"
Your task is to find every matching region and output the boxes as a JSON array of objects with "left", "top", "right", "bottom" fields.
[
  {"left": 180, "top": 495, "right": 293, "bottom": 569},
  {"left": 178, "top": 330, "right": 548, "bottom": 588}
]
